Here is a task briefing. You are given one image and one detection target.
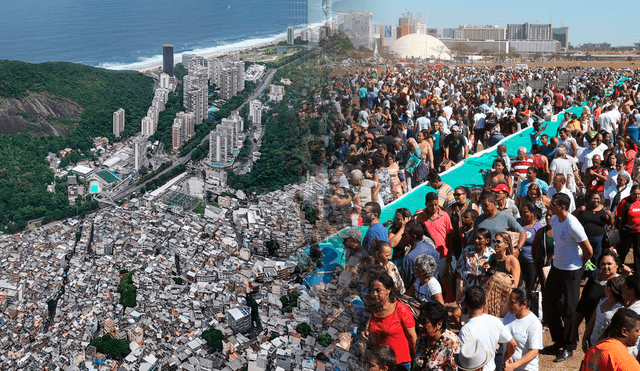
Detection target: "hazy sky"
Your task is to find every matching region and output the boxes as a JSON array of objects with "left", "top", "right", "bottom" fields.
[{"left": 322, "top": 0, "right": 640, "bottom": 47}]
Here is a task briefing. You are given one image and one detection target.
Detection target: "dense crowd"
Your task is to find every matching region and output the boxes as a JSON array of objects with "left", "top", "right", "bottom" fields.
[{"left": 312, "top": 63, "right": 640, "bottom": 371}]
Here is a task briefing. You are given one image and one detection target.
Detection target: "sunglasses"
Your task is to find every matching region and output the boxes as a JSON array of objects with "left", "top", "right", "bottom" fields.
[
  {"left": 454, "top": 193, "right": 465, "bottom": 197},
  {"left": 492, "top": 239, "right": 504, "bottom": 245}
]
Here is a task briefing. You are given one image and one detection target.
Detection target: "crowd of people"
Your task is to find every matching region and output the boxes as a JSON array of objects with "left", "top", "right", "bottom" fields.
[{"left": 313, "top": 63, "right": 640, "bottom": 371}]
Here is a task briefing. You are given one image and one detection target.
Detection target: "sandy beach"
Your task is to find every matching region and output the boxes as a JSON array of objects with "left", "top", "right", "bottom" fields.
[{"left": 134, "top": 37, "right": 287, "bottom": 73}]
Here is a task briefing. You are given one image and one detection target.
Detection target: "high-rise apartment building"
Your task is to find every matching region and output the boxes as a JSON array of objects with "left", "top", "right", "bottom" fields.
[
  {"left": 163, "top": 44, "right": 174, "bottom": 77},
  {"left": 209, "top": 112, "right": 243, "bottom": 165},
  {"left": 172, "top": 116, "right": 185, "bottom": 150},
  {"left": 177, "top": 111, "right": 196, "bottom": 139},
  {"left": 141, "top": 116, "right": 155, "bottom": 137},
  {"left": 249, "top": 100, "right": 262, "bottom": 125},
  {"left": 184, "top": 86, "right": 207, "bottom": 125},
  {"left": 159, "top": 73, "right": 171, "bottom": 89},
  {"left": 133, "top": 139, "right": 142, "bottom": 171},
  {"left": 287, "top": 26, "right": 295, "bottom": 45},
  {"left": 113, "top": 108, "right": 125, "bottom": 137}
]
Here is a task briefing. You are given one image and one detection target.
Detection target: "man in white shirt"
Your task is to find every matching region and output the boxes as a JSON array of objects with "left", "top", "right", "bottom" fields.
[
  {"left": 547, "top": 173, "right": 575, "bottom": 213},
  {"left": 578, "top": 137, "right": 603, "bottom": 175},
  {"left": 549, "top": 146, "right": 582, "bottom": 195},
  {"left": 460, "top": 286, "right": 517, "bottom": 371},
  {"left": 542, "top": 193, "right": 593, "bottom": 363}
]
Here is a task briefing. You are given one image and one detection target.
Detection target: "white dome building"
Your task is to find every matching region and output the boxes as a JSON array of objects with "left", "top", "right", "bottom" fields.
[{"left": 388, "top": 34, "right": 452, "bottom": 60}]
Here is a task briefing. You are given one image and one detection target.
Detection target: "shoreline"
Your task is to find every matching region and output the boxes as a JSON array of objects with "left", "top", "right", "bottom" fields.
[{"left": 134, "top": 37, "right": 288, "bottom": 73}]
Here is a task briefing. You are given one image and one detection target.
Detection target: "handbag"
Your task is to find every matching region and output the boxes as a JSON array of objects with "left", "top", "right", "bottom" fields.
[{"left": 603, "top": 226, "right": 621, "bottom": 249}]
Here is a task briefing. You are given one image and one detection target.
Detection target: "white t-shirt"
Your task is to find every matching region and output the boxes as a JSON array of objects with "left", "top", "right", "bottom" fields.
[
  {"left": 503, "top": 312, "right": 543, "bottom": 371},
  {"left": 473, "top": 113, "right": 486, "bottom": 129},
  {"left": 550, "top": 214, "right": 588, "bottom": 270},
  {"left": 413, "top": 277, "right": 442, "bottom": 303},
  {"left": 549, "top": 157, "right": 578, "bottom": 192},
  {"left": 460, "top": 314, "right": 514, "bottom": 371},
  {"left": 605, "top": 184, "right": 631, "bottom": 214},
  {"left": 547, "top": 186, "right": 576, "bottom": 213},
  {"left": 578, "top": 148, "right": 603, "bottom": 174}
]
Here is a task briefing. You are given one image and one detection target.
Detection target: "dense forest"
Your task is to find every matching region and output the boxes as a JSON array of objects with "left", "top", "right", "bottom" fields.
[{"left": 0, "top": 61, "right": 154, "bottom": 232}]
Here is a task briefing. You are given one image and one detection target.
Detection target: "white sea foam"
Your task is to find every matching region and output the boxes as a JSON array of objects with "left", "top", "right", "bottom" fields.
[{"left": 99, "top": 21, "right": 325, "bottom": 71}]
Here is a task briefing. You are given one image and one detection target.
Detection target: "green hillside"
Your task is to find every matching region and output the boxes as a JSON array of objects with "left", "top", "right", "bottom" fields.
[{"left": 0, "top": 61, "right": 155, "bottom": 232}]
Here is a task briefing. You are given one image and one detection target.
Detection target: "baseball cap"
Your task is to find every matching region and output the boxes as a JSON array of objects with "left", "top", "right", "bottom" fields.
[
  {"left": 491, "top": 184, "right": 509, "bottom": 193},
  {"left": 451, "top": 125, "right": 460, "bottom": 132}
]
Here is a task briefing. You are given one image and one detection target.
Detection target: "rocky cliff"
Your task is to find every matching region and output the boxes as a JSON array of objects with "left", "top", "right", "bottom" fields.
[{"left": 0, "top": 93, "right": 82, "bottom": 137}]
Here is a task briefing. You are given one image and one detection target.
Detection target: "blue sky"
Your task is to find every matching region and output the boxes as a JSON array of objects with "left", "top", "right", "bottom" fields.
[{"left": 318, "top": 0, "right": 640, "bottom": 47}]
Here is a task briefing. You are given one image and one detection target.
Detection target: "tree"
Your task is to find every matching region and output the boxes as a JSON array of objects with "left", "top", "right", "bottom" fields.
[
  {"left": 90, "top": 335, "right": 131, "bottom": 358},
  {"left": 296, "top": 323, "right": 311, "bottom": 337},
  {"left": 138, "top": 166, "right": 148, "bottom": 176},
  {"left": 202, "top": 327, "right": 224, "bottom": 351},
  {"left": 117, "top": 270, "right": 137, "bottom": 308},
  {"left": 317, "top": 334, "right": 333, "bottom": 347}
]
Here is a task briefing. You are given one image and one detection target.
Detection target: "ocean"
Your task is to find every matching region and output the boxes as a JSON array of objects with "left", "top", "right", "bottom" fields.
[{"left": 1, "top": 0, "right": 331, "bottom": 70}]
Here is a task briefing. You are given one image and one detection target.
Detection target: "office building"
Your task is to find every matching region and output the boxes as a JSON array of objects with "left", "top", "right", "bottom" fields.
[
  {"left": 227, "top": 307, "right": 252, "bottom": 334},
  {"left": 113, "top": 108, "right": 125, "bottom": 137},
  {"left": 287, "top": 26, "right": 295, "bottom": 45},
  {"left": 249, "top": 100, "right": 262, "bottom": 125},
  {"left": 163, "top": 44, "right": 174, "bottom": 76},
  {"left": 398, "top": 12, "right": 416, "bottom": 37},
  {"left": 337, "top": 11, "right": 373, "bottom": 49},
  {"left": 453, "top": 25, "right": 505, "bottom": 41},
  {"left": 510, "top": 40, "right": 559, "bottom": 54},
  {"left": 441, "top": 28, "right": 454, "bottom": 39},
  {"left": 507, "top": 23, "right": 552, "bottom": 41},
  {"left": 426, "top": 28, "right": 441, "bottom": 38},
  {"left": 374, "top": 25, "right": 398, "bottom": 47},
  {"left": 553, "top": 26, "right": 569, "bottom": 48},
  {"left": 141, "top": 116, "right": 154, "bottom": 137}
]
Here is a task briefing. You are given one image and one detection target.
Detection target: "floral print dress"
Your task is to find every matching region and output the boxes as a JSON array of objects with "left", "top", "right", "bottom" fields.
[
  {"left": 413, "top": 329, "right": 461, "bottom": 371},
  {"left": 456, "top": 245, "right": 495, "bottom": 288}
]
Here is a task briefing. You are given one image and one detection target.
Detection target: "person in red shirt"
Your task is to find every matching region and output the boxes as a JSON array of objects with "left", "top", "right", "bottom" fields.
[
  {"left": 585, "top": 154, "right": 608, "bottom": 197},
  {"left": 615, "top": 185, "right": 640, "bottom": 274},
  {"left": 553, "top": 89, "right": 565, "bottom": 114},
  {"left": 366, "top": 271, "right": 417, "bottom": 371},
  {"left": 415, "top": 192, "right": 454, "bottom": 279},
  {"left": 581, "top": 308, "right": 640, "bottom": 371}
]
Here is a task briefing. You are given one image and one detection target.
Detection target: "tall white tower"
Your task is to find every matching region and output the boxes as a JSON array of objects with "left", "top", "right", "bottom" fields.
[{"left": 113, "top": 108, "right": 125, "bottom": 137}]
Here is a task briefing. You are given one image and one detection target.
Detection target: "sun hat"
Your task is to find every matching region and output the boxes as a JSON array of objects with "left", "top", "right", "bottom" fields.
[{"left": 455, "top": 339, "right": 492, "bottom": 371}]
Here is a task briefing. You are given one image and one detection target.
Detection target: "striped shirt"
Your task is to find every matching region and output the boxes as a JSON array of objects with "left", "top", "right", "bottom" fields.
[{"left": 511, "top": 158, "right": 534, "bottom": 180}]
